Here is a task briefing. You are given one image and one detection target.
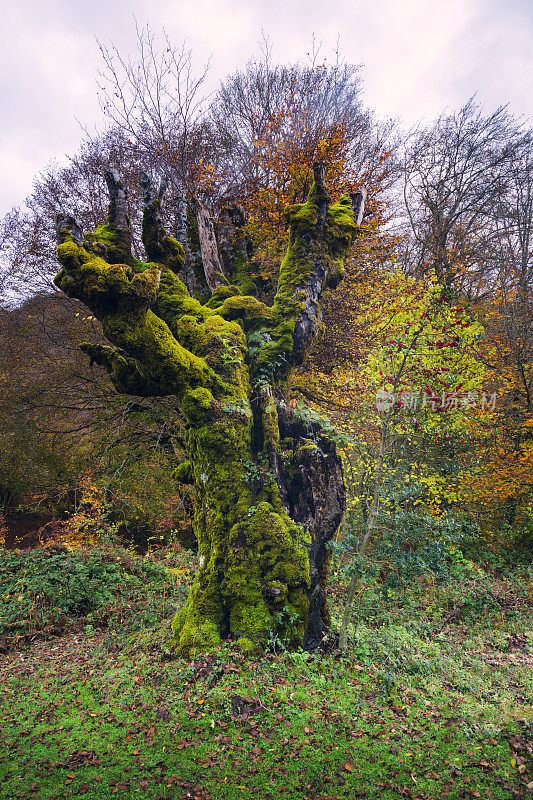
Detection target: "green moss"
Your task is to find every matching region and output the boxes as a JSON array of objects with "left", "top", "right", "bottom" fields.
[
  {"left": 166, "top": 177, "right": 355, "bottom": 657},
  {"left": 181, "top": 388, "right": 214, "bottom": 425},
  {"left": 173, "top": 314, "right": 210, "bottom": 352},
  {"left": 222, "top": 501, "right": 310, "bottom": 647},
  {"left": 172, "top": 461, "right": 194, "bottom": 484},
  {"left": 171, "top": 607, "right": 222, "bottom": 658},
  {"left": 296, "top": 439, "right": 319, "bottom": 454},
  {"left": 235, "top": 636, "right": 256, "bottom": 654},
  {"left": 205, "top": 285, "right": 240, "bottom": 308},
  {"left": 248, "top": 184, "right": 357, "bottom": 383},
  {"left": 84, "top": 224, "right": 144, "bottom": 270},
  {"left": 56, "top": 238, "right": 84, "bottom": 269},
  {"left": 229, "top": 251, "right": 257, "bottom": 297},
  {"left": 170, "top": 442, "right": 311, "bottom": 656},
  {"left": 324, "top": 195, "right": 357, "bottom": 287},
  {"left": 216, "top": 295, "right": 275, "bottom": 329}
]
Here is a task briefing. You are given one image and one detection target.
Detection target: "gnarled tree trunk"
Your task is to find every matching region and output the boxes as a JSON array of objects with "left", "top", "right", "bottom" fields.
[{"left": 54, "top": 164, "right": 364, "bottom": 657}]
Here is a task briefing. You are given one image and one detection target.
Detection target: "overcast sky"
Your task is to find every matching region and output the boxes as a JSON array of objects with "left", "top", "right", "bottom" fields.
[{"left": 1, "top": 0, "right": 532, "bottom": 220}]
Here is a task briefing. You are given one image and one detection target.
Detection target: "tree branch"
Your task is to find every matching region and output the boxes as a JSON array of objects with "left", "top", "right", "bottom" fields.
[
  {"left": 54, "top": 174, "right": 224, "bottom": 401},
  {"left": 55, "top": 213, "right": 84, "bottom": 247},
  {"left": 140, "top": 172, "right": 185, "bottom": 272},
  {"left": 81, "top": 343, "right": 168, "bottom": 396},
  {"left": 105, "top": 169, "right": 130, "bottom": 231},
  {"left": 271, "top": 165, "right": 361, "bottom": 371}
]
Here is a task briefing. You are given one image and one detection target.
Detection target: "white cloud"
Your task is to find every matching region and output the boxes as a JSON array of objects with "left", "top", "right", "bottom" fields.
[
  {"left": 1, "top": 0, "right": 532, "bottom": 220},
  {"left": 357, "top": 0, "right": 479, "bottom": 123},
  {"left": 0, "top": 1, "right": 103, "bottom": 213}
]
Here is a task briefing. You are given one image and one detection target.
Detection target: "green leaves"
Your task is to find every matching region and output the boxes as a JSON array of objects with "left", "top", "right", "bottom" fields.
[
  {"left": 291, "top": 404, "right": 353, "bottom": 446},
  {"left": 0, "top": 547, "right": 177, "bottom": 646}
]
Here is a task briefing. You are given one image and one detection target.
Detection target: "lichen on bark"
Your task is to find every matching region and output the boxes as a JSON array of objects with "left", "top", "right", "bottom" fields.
[{"left": 53, "top": 163, "right": 365, "bottom": 657}]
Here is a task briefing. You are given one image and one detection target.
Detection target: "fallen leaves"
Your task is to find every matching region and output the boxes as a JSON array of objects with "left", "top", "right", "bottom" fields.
[{"left": 230, "top": 694, "right": 263, "bottom": 720}]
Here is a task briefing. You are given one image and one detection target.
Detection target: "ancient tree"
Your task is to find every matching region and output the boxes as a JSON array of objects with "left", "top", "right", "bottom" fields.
[{"left": 54, "top": 164, "right": 365, "bottom": 657}]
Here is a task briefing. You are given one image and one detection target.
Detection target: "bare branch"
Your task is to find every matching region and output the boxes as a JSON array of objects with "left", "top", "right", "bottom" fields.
[
  {"left": 55, "top": 213, "right": 84, "bottom": 246},
  {"left": 104, "top": 169, "right": 129, "bottom": 232}
]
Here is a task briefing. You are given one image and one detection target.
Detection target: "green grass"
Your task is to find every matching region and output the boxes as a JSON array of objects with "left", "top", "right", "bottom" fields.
[{"left": 0, "top": 544, "right": 531, "bottom": 799}]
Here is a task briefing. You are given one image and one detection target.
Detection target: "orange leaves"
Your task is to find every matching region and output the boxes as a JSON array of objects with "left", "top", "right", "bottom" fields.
[
  {"left": 452, "top": 282, "right": 533, "bottom": 522},
  {"left": 239, "top": 72, "right": 382, "bottom": 279},
  {"left": 40, "top": 472, "right": 106, "bottom": 550}
]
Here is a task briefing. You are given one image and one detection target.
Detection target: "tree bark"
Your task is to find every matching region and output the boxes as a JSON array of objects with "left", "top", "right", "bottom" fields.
[
  {"left": 193, "top": 201, "right": 226, "bottom": 291},
  {"left": 276, "top": 406, "right": 346, "bottom": 650}
]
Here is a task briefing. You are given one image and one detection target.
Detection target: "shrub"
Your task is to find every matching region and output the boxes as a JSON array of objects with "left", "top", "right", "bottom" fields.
[
  {"left": 338, "top": 510, "right": 480, "bottom": 593},
  {"left": 0, "top": 545, "right": 177, "bottom": 648}
]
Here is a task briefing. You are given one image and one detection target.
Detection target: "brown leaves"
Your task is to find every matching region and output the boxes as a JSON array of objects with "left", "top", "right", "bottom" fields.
[
  {"left": 56, "top": 750, "right": 102, "bottom": 769},
  {"left": 230, "top": 694, "right": 263, "bottom": 721}
]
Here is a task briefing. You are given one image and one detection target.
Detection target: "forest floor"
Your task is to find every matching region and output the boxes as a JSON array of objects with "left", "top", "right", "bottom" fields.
[{"left": 0, "top": 541, "right": 532, "bottom": 800}]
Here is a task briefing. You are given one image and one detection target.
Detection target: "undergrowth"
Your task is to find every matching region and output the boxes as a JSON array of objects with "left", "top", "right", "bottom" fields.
[
  {"left": 0, "top": 539, "right": 531, "bottom": 799},
  {"left": 0, "top": 543, "right": 191, "bottom": 651}
]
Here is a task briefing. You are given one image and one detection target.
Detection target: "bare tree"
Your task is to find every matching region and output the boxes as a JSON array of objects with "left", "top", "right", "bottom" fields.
[
  {"left": 402, "top": 99, "right": 523, "bottom": 297},
  {"left": 97, "top": 22, "right": 209, "bottom": 190},
  {"left": 210, "top": 47, "right": 371, "bottom": 200}
]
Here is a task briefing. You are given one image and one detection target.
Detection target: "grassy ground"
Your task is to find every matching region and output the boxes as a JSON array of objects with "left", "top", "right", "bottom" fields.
[{"left": 0, "top": 542, "right": 532, "bottom": 800}]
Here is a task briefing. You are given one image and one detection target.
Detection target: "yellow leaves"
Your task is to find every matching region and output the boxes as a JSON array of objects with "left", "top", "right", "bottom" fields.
[
  {"left": 165, "top": 567, "right": 188, "bottom": 581},
  {"left": 359, "top": 267, "right": 487, "bottom": 422}
]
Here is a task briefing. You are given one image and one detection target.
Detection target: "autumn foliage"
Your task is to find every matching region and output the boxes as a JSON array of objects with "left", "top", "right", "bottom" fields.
[{"left": 1, "top": 49, "right": 532, "bottom": 595}]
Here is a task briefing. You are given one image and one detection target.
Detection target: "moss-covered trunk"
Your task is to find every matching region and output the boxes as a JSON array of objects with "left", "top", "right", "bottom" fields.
[
  {"left": 171, "top": 384, "right": 346, "bottom": 656},
  {"left": 53, "top": 165, "right": 363, "bottom": 658},
  {"left": 172, "top": 395, "right": 312, "bottom": 657}
]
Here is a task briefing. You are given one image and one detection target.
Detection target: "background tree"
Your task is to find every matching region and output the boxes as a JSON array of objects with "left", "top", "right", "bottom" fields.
[
  {"left": 336, "top": 269, "right": 486, "bottom": 647},
  {"left": 0, "top": 290, "right": 190, "bottom": 540},
  {"left": 453, "top": 134, "right": 533, "bottom": 533},
  {"left": 402, "top": 99, "right": 523, "bottom": 297}
]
